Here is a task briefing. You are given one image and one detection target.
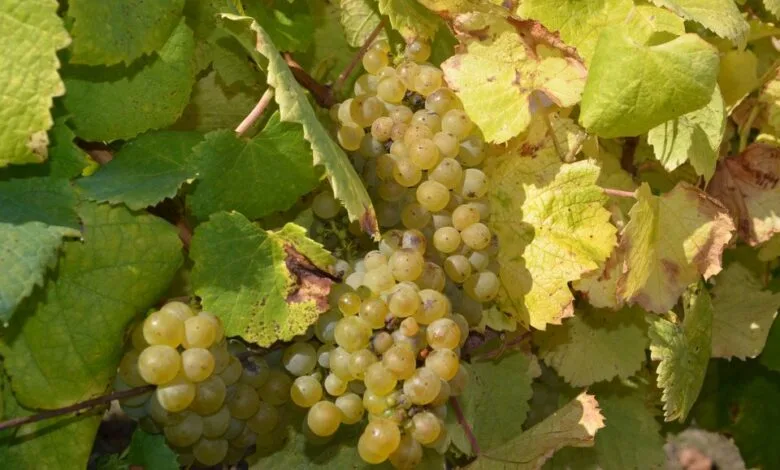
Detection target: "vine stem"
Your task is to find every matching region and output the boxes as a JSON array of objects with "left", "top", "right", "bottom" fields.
[
  {"left": 450, "top": 397, "right": 481, "bottom": 455},
  {"left": 284, "top": 53, "right": 335, "bottom": 108},
  {"left": 235, "top": 88, "right": 275, "bottom": 136},
  {"left": 0, "top": 385, "right": 155, "bottom": 432},
  {"left": 602, "top": 188, "right": 636, "bottom": 199},
  {"left": 333, "top": 19, "right": 386, "bottom": 93}
]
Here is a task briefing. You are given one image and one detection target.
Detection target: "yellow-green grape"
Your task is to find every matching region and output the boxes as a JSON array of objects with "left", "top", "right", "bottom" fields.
[
  {"left": 360, "top": 418, "right": 401, "bottom": 462},
  {"left": 371, "top": 116, "right": 395, "bottom": 141},
  {"left": 358, "top": 435, "right": 389, "bottom": 464},
  {"left": 240, "top": 356, "right": 270, "bottom": 388},
  {"left": 143, "top": 310, "right": 185, "bottom": 348},
  {"left": 363, "top": 265, "right": 397, "bottom": 294},
  {"left": 183, "top": 315, "right": 217, "bottom": 349},
  {"left": 291, "top": 375, "right": 323, "bottom": 408},
  {"left": 138, "top": 345, "right": 181, "bottom": 385},
  {"left": 377, "top": 202, "right": 402, "bottom": 229},
  {"left": 461, "top": 222, "right": 491, "bottom": 251},
  {"left": 403, "top": 124, "right": 434, "bottom": 146},
  {"left": 372, "top": 39, "right": 391, "bottom": 52},
  {"left": 390, "top": 122, "right": 409, "bottom": 142},
  {"left": 425, "top": 349, "right": 460, "bottom": 381},
  {"left": 406, "top": 40, "right": 431, "bottom": 63},
  {"left": 441, "top": 109, "right": 473, "bottom": 139},
  {"left": 282, "top": 342, "right": 318, "bottom": 378},
  {"left": 452, "top": 203, "right": 481, "bottom": 230},
  {"left": 432, "top": 132, "right": 460, "bottom": 160},
  {"left": 414, "top": 289, "right": 450, "bottom": 324},
  {"left": 457, "top": 168, "right": 489, "bottom": 200},
  {"left": 411, "top": 411, "right": 441, "bottom": 444},
  {"left": 219, "top": 356, "right": 243, "bottom": 386},
  {"left": 338, "top": 123, "right": 364, "bottom": 151},
  {"left": 227, "top": 383, "right": 261, "bottom": 419},
  {"left": 354, "top": 74, "right": 379, "bottom": 96},
  {"left": 121, "top": 402, "right": 148, "bottom": 420},
  {"left": 317, "top": 344, "right": 335, "bottom": 369},
  {"left": 392, "top": 157, "right": 422, "bottom": 188},
  {"left": 193, "top": 437, "right": 228, "bottom": 466},
  {"left": 432, "top": 211, "right": 453, "bottom": 230},
  {"left": 247, "top": 401, "right": 279, "bottom": 433},
  {"left": 148, "top": 392, "right": 176, "bottom": 426},
  {"left": 363, "top": 250, "right": 387, "bottom": 270},
  {"left": 363, "top": 389, "right": 390, "bottom": 415},
  {"left": 373, "top": 332, "right": 395, "bottom": 355},
  {"left": 328, "top": 347, "right": 353, "bottom": 380},
  {"left": 389, "top": 248, "right": 425, "bottom": 282},
  {"left": 130, "top": 322, "right": 149, "bottom": 351},
  {"left": 390, "top": 434, "right": 424, "bottom": 469},
  {"left": 335, "top": 393, "right": 365, "bottom": 424},
  {"left": 458, "top": 134, "right": 485, "bottom": 166},
  {"left": 468, "top": 250, "right": 490, "bottom": 272},
  {"left": 412, "top": 109, "right": 441, "bottom": 133},
  {"left": 450, "top": 314, "right": 470, "bottom": 348},
  {"left": 360, "top": 298, "right": 388, "bottom": 329},
  {"left": 190, "top": 375, "right": 227, "bottom": 415},
  {"left": 416, "top": 180, "right": 450, "bottom": 212},
  {"left": 378, "top": 180, "right": 407, "bottom": 202},
  {"left": 408, "top": 138, "right": 440, "bottom": 170},
  {"left": 324, "top": 372, "right": 348, "bottom": 396},
  {"left": 414, "top": 66, "right": 443, "bottom": 96},
  {"left": 387, "top": 283, "right": 422, "bottom": 318},
  {"left": 403, "top": 367, "right": 441, "bottom": 405},
  {"left": 334, "top": 316, "right": 373, "bottom": 352},
  {"left": 364, "top": 362, "right": 398, "bottom": 395},
  {"left": 224, "top": 417, "right": 246, "bottom": 440},
  {"left": 337, "top": 292, "right": 361, "bottom": 317},
  {"left": 307, "top": 401, "right": 342, "bottom": 437},
  {"left": 181, "top": 348, "right": 215, "bottom": 383},
  {"left": 415, "top": 262, "right": 446, "bottom": 292},
  {"left": 209, "top": 341, "right": 230, "bottom": 374},
  {"left": 429, "top": 158, "right": 463, "bottom": 190},
  {"left": 433, "top": 227, "right": 461, "bottom": 254},
  {"left": 312, "top": 191, "right": 341, "bottom": 220},
  {"left": 360, "top": 134, "right": 386, "bottom": 158},
  {"left": 390, "top": 104, "right": 414, "bottom": 123},
  {"left": 400, "top": 203, "right": 431, "bottom": 230},
  {"left": 431, "top": 379, "right": 451, "bottom": 406},
  {"left": 198, "top": 312, "right": 225, "bottom": 343},
  {"left": 425, "top": 88, "right": 460, "bottom": 115},
  {"left": 379, "top": 229, "right": 404, "bottom": 256},
  {"left": 114, "top": 375, "right": 151, "bottom": 407},
  {"left": 464, "top": 271, "right": 500, "bottom": 302},
  {"left": 315, "top": 309, "right": 341, "bottom": 344},
  {"left": 376, "top": 153, "right": 397, "bottom": 181},
  {"left": 377, "top": 77, "right": 406, "bottom": 103},
  {"left": 444, "top": 254, "right": 472, "bottom": 283},
  {"left": 229, "top": 423, "right": 257, "bottom": 449},
  {"left": 202, "top": 405, "right": 231, "bottom": 438},
  {"left": 427, "top": 318, "right": 461, "bottom": 350},
  {"left": 164, "top": 412, "right": 203, "bottom": 447},
  {"left": 156, "top": 373, "right": 196, "bottom": 412},
  {"left": 401, "top": 229, "right": 427, "bottom": 254},
  {"left": 119, "top": 350, "right": 148, "bottom": 387},
  {"left": 363, "top": 48, "right": 389, "bottom": 74},
  {"left": 348, "top": 348, "right": 378, "bottom": 379},
  {"left": 392, "top": 329, "right": 426, "bottom": 353},
  {"left": 377, "top": 66, "right": 396, "bottom": 79},
  {"left": 400, "top": 317, "right": 420, "bottom": 337},
  {"left": 160, "top": 301, "right": 194, "bottom": 322},
  {"left": 338, "top": 98, "right": 356, "bottom": 124},
  {"left": 352, "top": 95, "right": 386, "bottom": 127},
  {"left": 396, "top": 61, "right": 420, "bottom": 89},
  {"left": 258, "top": 370, "right": 292, "bottom": 405},
  {"left": 382, "top": 345, "right": 417, "bottom": 380}
]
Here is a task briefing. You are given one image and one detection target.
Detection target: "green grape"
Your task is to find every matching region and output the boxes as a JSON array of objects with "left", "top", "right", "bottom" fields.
[
  {"left": 307, "top": 401, "right": 342, "bottom": 437},
  {"left": 363, "top": 389, "right": 390, "bottom": 415},
  {"left": 354, "top": 74, "right": 379, "bottom": 96},
  {"left": 138, "top": 416, "right": 162, "bottom": 434},
  {"left": 361, "top": 418, "right": 401, "bottom": 459},
  {"left": 403, "top": 124, "right": 433, "bottom": 146},
  {"left": 364, "top": 362, "right": 398, "bottom": 395},
  {"left": 338, "top": 123, "right": 364, "bottom": 151},
  {"left": 400, "top": 202, "right": 431, "bottom": 230},
  {"left": 348, "top": 348, "right": 378, "bottom": 379},
  {"left": 458, "top": 134, "right": 485, "bottom": 167},
  {"left": 324, "top": 372, "right": 348, "bottom": 396},
  {"left": 432, "top": 211, "right": 453, "bottom": 230},
  {"left": 457, "top": 168, "right": 488, "bottom": 200},
  {"left": 387, "top": 283, "right": 422, "bottom": 318},
  {"left": 451, "top": 314, "right": 470, "bottom": 347},
  {"left": 334, "top": 316, "right": 373, "bottom": 352},
  {"left": 209, "top": 341, "right": 230, "bottom": 374},
  {"left": 401, "top": 229, "right": 427, "bottom": 254},
  {"left": 359, "top": 134, "right": 386, "bottom": 157},
  {"left": 372, "top": 39, "right": 391, "bottom": 52},
  {"left": 372, "top": 116, "right": 395, "bottom": 141},
  {"left": 464, "top": 271, "right": 500, "bottom": 302},
  {"left": 142, "top": 310, "right": 185, "bottom": 348},
  {"left": 360, "top": 298, "right": 388, "bottom": 329},
  {"left": 138, "top": 345, "right": 181, "bottom": 385},
  {"left": 392, "top": 329, "right": 426, "bottom": 353},
  {"left": 181, "top": 348, "right": 215, "bottom": 383},
  {"left": 224, "top": 446, "right": 247, "bottom": 466},
  {"left": 444, "top": 255, "right": 472, "bottom": 283},
  {"left": 119, "top": 350, "right": 148, "bottom": 387},
  {"left": 160, "top": 301, "right": 194, "bottom": 322},
  {"left": 377, "top": 65, "right": 396, "bottom": 79},
  {"left": 328, "top": 346, "right": 354, "bottom": 380},
  {"left": 317, "top": 344, "right": 335, "bottom": 369},
  {"left": 432, "top": 132, "right": 460, "bottom": 160},
  {"left": 312, "top": 191, "right": 341, "bottom": 219},
  {"left": 227, "top": 339, "right": 247, "bottom": 356},
  {"left": 414, "top": 66, "right": 443, "bottom": 96},
  {"left": 193, "top": 437, "right": 228, "bottom": 466},
  {"left": 425, "top": 88, "right": 460, "bottom": 115},
  {"left": 390, "top": 122, "right": 409, "bottom": 142},
  {"left": 258, "top": 370, "right": 292, "bottom": 405},
  {"left": 431, "top": 378, "right": 451, "bottom": 406},
  {"left": 441, "top": 109, "right": 473, "bottom": 139},
  {"left": 156, "top": 373, "right": 196, "bottom": 412},
  {"left": 183, "top": 315, "right": 217, "bottom": 349},
  {"left": 164, "top": 412, "right": 203, "bottom": 447},
  {"left": 335, "top": 393, "right": 365, "bottom": 424},
  {"left": 400, "top": 317, "right": 420, "bottom": 337},
  {"left": 130, "top": 322, "right": 149, "bottom": 351},
  {"left": 147, "top": 392, "right": 176, "bottom": 426},
  {"left": 408, "top": 138, "right": 440, "bottom": 170},
  {"left": 412, "top": 109, "right": 441, "bottom": 133},
  {"left": 352, "top": 95, "right": 385, "bottom": 127},
  {"left": 468, "top": 250, "right": 490, "bottom": 272},
  {"left": 411, "top": 411, "right": 441, "bottom": 445},
  {"left": 247, "top": 401, "right": 280, "bottom": 433},
  {"left": 389, "top": 248, "right": 425, "bottom": 282},
  {"left": 282, "top": 341, "right": 318, "bottom": 376},
  {"left": 338, "top": 98, "right": 357, "bottom": 124},
  {"left": 224, "top": 417, "right": 246, "bottom": 440},
  {"left": 190, "top": 375, "right": 227, "bottom": 415},
  {"left": 403, "top": 367, "right": 441, "bottom": 405},
  {"left": 396, "top": 61, "right": 420, "bottom": 89},
  {"left": 373, "top": 331, "right": 394, "bottom": 355},
  {"left": 315, "top": 309, "right": 341, "bottom": 344},
  {"left": 199, "top": 312, "right": 225, "bottom": 343},
  {"left": 382, "top": 345, "right": 417, "bottom": 380},
  {"left": 219, "top": 356, "right": 243, "bottom": 386},
  {"left": 379, "top": 230, "right": 403, "bottom": 257},
  {"left": 291, "top": 375, "right": 323, "bottom": 408},
  {"left": 227, "top": 383, "right": 261, "bottom": 419},
  {"left": 378, "top": 180, "right": 407, "bottom": 202},
  {"left": 376, "top": 153, "right": 397, "bottom": 181},
  {"left": 452, "top": 203, "right": 481, "bottom": 230},
  {"left": 406, "top": 40, "right": 431, "bottom": 63},
  {"left": 392, "top": 157, "right": 422, "bottom": 187},
  {"left": 201, "top": 405, "right": 231, "bottom": 438},
  {"left": 114, "top": 376, "right": 151, "bottom": 407},
  {"left": 338, "top": 292, "right": 362, "bottom": 316},
  {"left": 416, "top": 180, "right": 450, "bottom": 212},
  {"left": 429, "top": 158, "right": 463, "bottom": 190},
  {"left": 425, "top": 349, "right": 460, "bottom": 381},
  {"left": 389, "top": 434, "right": 423, "bottom": 469},
  {"left": 415, "top": 262, "right": 446, "bottom": 292},
  {"left": 461, "top": 222, "right": 491, "bottom": 250},
  {"left": 377, "top": 77, "right": 406, "bottom": 103},
  {"left": 376, "top": 201, "right": 402, "bottom": 228},
  {"left": 426, "top": 318, "right": 461, "bottom": 350},
  {"left": 390, "top": 104, "right": 414, "bottom": 123},
  {"left": 121, "top": 403, "right": 148, "bottom": 420},
  {"left": 433, "top": 227, "right": 461, "bottom": 254},
  {"left": 363, "top": 48, "right": 389, "bottom": 74},
  {"left": 414, "top": 289, "right": 450, "bottom": 325},
  {"left": 363, "top": 265, "right": 397, "bottom": 294},
  {"left": 240, "top": 356, "right": 270, "bottom": 388},
  {"left": 229, "top": 423, "right": 257, "bottom": 449}
]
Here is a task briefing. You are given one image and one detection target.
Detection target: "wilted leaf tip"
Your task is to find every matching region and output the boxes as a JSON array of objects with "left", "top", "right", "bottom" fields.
[{"left": 282, "top": 244, "right": 336, "bottom": 311}]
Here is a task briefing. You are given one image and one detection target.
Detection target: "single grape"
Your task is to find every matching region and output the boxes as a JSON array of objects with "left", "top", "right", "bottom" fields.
[
  {"left": 130, "top": 322, "right": 149, "bottom": 351},
  {"left": 240, "top": 356, "right": 271, "bottom": 388},
  {"left": 324, "top": 372, "right": 348, "bottom": 396},
  {"left": 202, "top": 405, "right": 231, "bottom": 438},
  {"left": 390, "top": 122, "right": 409, "bottom": 142},
  {"left": 396, "top": 61, "right": 420, "bottom": 89},
  {"left": 408, "top": 139, "right": 440, "bottom": 170},
  {"left": 387, "top": 283, "right": 422, "bottom": 318},
  {"left": 401, "top": 229, "right": 427, "bottom": 254},
  {"left": 373, "top": 331, "right": 394, "bottom": 354},
  {"left": 209, "top": 341, "right": 231, "bottom": 374},
  {"left": 338, "top": 98, "right": 356, "bottom": 124},
  {"left": 315, "top": 309, "right": 341, "bottom": 344},
  {"left": 390, "top": 104, "right": 414, "bottom": 123},
  {"left": 382, "top": 345, "right": 417, "bottom": 380},
  {"left": 224, "top": 417, "right": 246, "bottom": 440},
  {"left": 414, "top": 289, "right": 450, "bottom": 324},
  {"left": 247, "top": 401, "right": 280, "bottom": 433},
  {"left": 362, "top": 265, "right": 396, "bottom": 294},
  {"left": 377, "top": 76, "right": 406, "bottom": 103},
  {"left": 444, "top": 254, "right": 472, "bottom": 283},
  {"left": 416, "top": 180, "right": 450, "bottom": 212},
  {"left": 393, "top": 157, "right": 423, "bottom": 187},
  {"left": 461, "top": 222, "right": 491, "bottom": 250},
  {"left": 426, "top": 318, "right": 461, "bottom": 350},
  {"left": 227, "top": 383, "right": 261, "bottom": 419},
  {"left": 425, "top": 88, "right": 460, "bottom": 114},
  {"left": 335, "top": 392, "right": 365, "bottom": 424},
  {"left": 143, "top": 310, "right": 185, "bottom": 348},
  {"left": 164, "top": 412, "right": 203, "bottom": 447},
  {"left": 458, "top": 134, "right": 485, "bottom": 167},
  {"left": 403, "top": 367, "right": 441, "bottom": 405},
  {"left": 352, "top": 95, "right": 386, "bottom": 127},
  {"left": 138, "top": 345, "right": 181, "bottom": 385},
  {"left": 372, "top": 116, "right": 395, "bottom": 141},
  {"left": 160, "top": 301, "right": 194, "bottom": 322},
  {"left": 119, "top": 350, "right": 147, "bottom": 387},
  {"left": 362, "top": 418, "right": 401, "bottom": 458},
  {"left": 181, "top": 348, "right": 215, "bottom": 383},
  {"left": 389, "top": 248, "right": 425, "bottom": 282},
  {"left": 307, "top": 401, "right": 342, "bottom": 437},
  {"left": 338, "top": 123, "right": 364, "bottom": 151},
  {"left": 406, "top": 40, "right": 431, "bottom": 63},
  {"left": 451, "top": 203, "right": 481, "bottom": 230},
  {"left": 291, "top": 375, "right": 324, "bottom": 408},
  {"left": 429, "top": 157, "right": 463, "bottom": 190},
  {"left": 415, "top": 262, "right": 446, "bottom": 292},
  {"left": 348, "top": 349, "right": 378, "bottom": 379},
  {"left": 364, "top": 362, "right": 398, "bottom": 395},
  {"left": 354, "top": 74, "right": 379, "bottom": 96},
  {"left": 183, "top": 315, "right": 218, "bottom": 349},
  {"left": 441, "top": 109, "right": 473, "bottom": 139},
  {"left": 199, "top": 311, "right": 225, "bottom": 343},
  {"left": 193, "top": 437, "right": 228, "bottom": 466},
  {"left": 190, "top": 375, "right": 227, "bottom": 415},
  {"left": 411, "top": 411, "right": 441, "bottom": 444},
  {"left": 412, "top": 109, "right": 441, "bottom": 133},
  {"left": 425, "top": 349, "right": 460, "bottom": 381},
  {"left": 362, "top": 389, "right": 390, "bottom": 415},
  {"left": 431, "top": 379, "right": 452, "bottom": 406},
  {"left": 148, "top": 392, "right": 176, "bottom": 426},
  {"left": 219, "top": 356, "right": 243, "bottom": 386},
  {"left": 403, "top": 124, "right": 433, "bottom": 146},
  {"left": 334, "top": 316, "right": 373, "bottom": 352},
  {"left": 464, "top": 271, "right": 500, "bottom": 302},
  {"left": 258, "top": 370, "right": 292, "bottom": 405},
  {"left": 363, "top": 48, "right": 389, "bottom": 74},
  {"left": 433, "top": 227, "right": 461, "bottom": 254},
  {"left": 359, "top": 298, "right": 388, "bottom": 329},
  {"left": 392, "top": 329, "right": 426, "bottom": 353},
  {"left": 400, "top": 317, "right": 420, "bottom": 337},
  {"left": 156, "top": 373, "right": 196, "bottom": 412},
  {"left": 389, "top": 434, "right": 423, "bottom": 469},
  {"left": 328, "top": 346, "right": 354, "bottom": 380},
  {"left": 414, "top": 66, "right": 443, "bottom": 96},
  {"left": 282, "top": 342, "right": 318, "bottom": 376},
  {"left": 457, "top": 168, "right": 489, "bottom": 200},
  {"left": 363, "top": 250, "right": 388, "bottom": 270},
  {"left": 468, "top": 250, "right": 490, "bottom": 272},
  {"left": 312, "top": 191, "right": 342, "bottom": 219}
]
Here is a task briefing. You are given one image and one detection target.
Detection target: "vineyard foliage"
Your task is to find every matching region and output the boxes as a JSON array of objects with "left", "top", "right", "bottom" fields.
[{"left": 0, "top": 0, "right": 779, "bottom": 469}]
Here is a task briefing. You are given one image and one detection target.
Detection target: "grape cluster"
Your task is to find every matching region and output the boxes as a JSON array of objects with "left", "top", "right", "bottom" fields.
[{"left": 115, "top": 301, "right": 284, "bottom": 467}]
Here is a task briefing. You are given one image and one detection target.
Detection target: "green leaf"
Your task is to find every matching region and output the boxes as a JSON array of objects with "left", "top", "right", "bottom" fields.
[
  {"left": 710, "top": 263, "right": 780, "bottom": 359},
  {"left": 62, "top": 20, "right": 196, "bottom": 142},
  {"left": 487, "top": 150, "right": 617, "bottom": 330},
  {"left": 377, "top": 0, "right": 441, "bottom": 40},
  {"left": 765, "top": 0, "right": 780, "bottom": 18},
  {"left": 0, "top": 0, "right": 70, "bottom": 167},
  {"left": 77, "top": 131, "right": 203, "bottom": 210},
  {"left": 244, "top": 0, "right": 314, "bottom": 52},
  {"left": 648, "top": 0, "right": 749, "bottom": 46},
  {"left": 758, "top": 234, "right": 780, "bottom": 262},
  {"left": 621, "top": 5, "right": 686, "bottom": 43},
  {"left": 534, "top": 306, "right": 648, "bottom": 387},
  {"left": 191, "top": 213, "right": 334, "bottom": 347},
  {"left": 0, "top": 178, "right": 80, "bottom": 229},
  {"left": 125, "top": 429, "right": 178, "bottom": 470},
  {"left": 442, "top": 19, "right": 587, "bottom": 143},
  {"left": 221, "top": 15, "right": 379, "bottom": 237},
  {"left": 339, "top": 0, "right": 388, "bottom": 48},
  {"left": 580, "top": 28, "right": 719, "bottom": 138},
  {"left": 647, "top": 85, "right": 726, "bottom": 181},
  {"left": 718, "top": 50, "right": 759, "bottom": 108},
  {"left": 618, "top": 183, "right": 735, "bottom": 313},
  {"left": 649, "top": 284, "right": 712, "bottom": 422},
  {"left": 0, "top": 202, "right": 182, "bottom": 408},
  {"left": 760, "top": 314, "right": 780, "bottom": 373},
  {"left": 189, "top": 113, "right": 318, "bottom": 221},
  {"left": 66, "top": 0, "right": 185, "bottom": 65},
  {"left": 207, "top": 28, "right": 261, "bottom": 87}
]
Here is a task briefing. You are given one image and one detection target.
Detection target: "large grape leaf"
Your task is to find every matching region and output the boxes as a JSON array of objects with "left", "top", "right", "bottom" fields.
[
  {"left": 207, "top": 28, "right": 261, "bottom": 87},
  {"left": 125, "top": 429, "right": 178, "bottom": 470},
  {"left": 710, "top": 263, "right": 780, "bottom": 359},
  {"left": 718, "top": 50, "right": 759, "bottom": 108},
  {"left": 189, "top": 113, "right": 319, "bottom": 221},
  {"left": 579, "top": 28, "right": 719, "bottom": 138},
  {"left": 78, "top": 131, "right": 203, "bottom": 210},
  {"left": 617, "top": 183, "right": 734, "bottom": 313},
  {"left": 534, "top": 306, "right": 648, "bottom": 387},
  {"left": 470, "top": 392, "right": 605, "bottom": 470},
  {"left": 647, "top": 86, "right": 726, "bottom": 181},
  {"left": 62, "top": 20, "right": 196, "bottom": 142},
  {"left": 293, "top": 1, "right": 357, "bottom": 86},
  {"left": 649, "top": 284, "right": 712, "bottom": 422},
  {"left": 708, "top": 143, "right": 780, "bottom": 246},
  {"left": 66, "top": 0, "right": 185, "bottom": 65},
  {"left": 377, "top": 0, "right": 441, "bottom": 40},
  {"left": 648, "top": 0, "right": 749, "bottom": 46},
  {"left": 441, "top": 18, "right": 587, "bottom": 144},
  {"left": 243, "top": 0, "right": 313, "bottom": 52},
  {"left": 487, "top": 151, "right": 617, "bottom": 330},
  {"left": 760, "top": 315, "right": 780, "bottom": 373},
  {"left": 0, "top": 203, "right": 183, "bottom": 409},
  {"left": 0, "top": 0, "right": 70, "bottom": 167},
  {"left": 339, "top": 0, "right": 388, "bottom": 47},
  {"left": 191, "top": 212, "right": 335, "bottom": 347},
  {"left": 220, "top": 15, "right": 379, "bottom": 237}
]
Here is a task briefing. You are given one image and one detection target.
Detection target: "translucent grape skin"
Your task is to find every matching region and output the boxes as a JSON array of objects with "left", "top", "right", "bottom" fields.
[
  {"left": 307, "top": 400, "right": 342, "bottom": 437},
  {"left": 364, "top": 362, "right": 398, "bottom": 395},
  {"left": 193, "top": 437, "right": 229, "bottom": 466},
  {"left": 291, "top": 375, "right": 324, "bottom": 408},
  {"left": 433, "top": 227, "right": 461, "bottom": 254},
  {"left": 382, "top": 345, "right": 417, "bottom": 380},
  {"left": 183, "top": 315, "right": 218, "bottom": 349},
  {"left": 390, "top": 434, "right": 423, "bottom": 469},
  {"left": 227, "top": 383, "right": 261, "bottom": 419},
  {"left": 181, "top": 348, "right": 215, "bottom": 383},
  {"left": 334, "top": 316, "right": 373, "bottom": 352},
  {"left": 282, "top": 342, "right": 318, "bottom": 376},
  {"left": 403, "top": 367, "right": 442, "bottom": 405},
  {"left": 164, "top": 412, "right": 203, "bottom": 447},
  {"left": 201, "top": 405, "right": 231, "bottom": 438},
  {"left": 156, "top": 373, "right": 196, "bottom": 412},
  {"left": 389, "top": 248, "right": 425, "bottom": 282},
  {"left": 411, "top": 411, "right": 441, "bottom": 445},
  {"left": 142, "top": 310, "right": 185, "bottom": 347},
  {"left": 426, "top": 318, "right": 461, "bottom": 350},
  {"left": 425, "top": 348, "right": 460, "bottom": 381},
  {"left": 258, "top": 370, "right": 292, "bottom": 405},
  {"left": 335, "top": 392, "right": 365, "bottom": 424},
  {"left": 137, "top": 345, "right": 181, "bottom": 385},
  {"left": 312, "top": 191, "right": 342, "bottom": 219},
  {"left": 359, "top": 418, "right": 401, "bottom": 463},
  {"left": 190, "top": 375, "right": 227, "bottom": 415},
  {"left": 247, "top": 401, "right": 280, "bottom": 433}
]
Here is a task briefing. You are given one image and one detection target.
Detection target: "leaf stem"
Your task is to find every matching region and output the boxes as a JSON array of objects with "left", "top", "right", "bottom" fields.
[
  {"left": 283, "top": 53, "right": 335, "bottom": 108},
  {"left": 602, "top": 188, "right": 636, "bottom": 199},
  {"left": 0, "top": 385, "right": 155, "bottom": 432},
  {"left": 333, "top": 19, "right": 386, "bottom": 93},
  {"left": 235, "top": 88, "right": 275, "bottom": 136},
  {"left": 739, "top": 104, "right": 760, "bottom": 153},
  {"left": 450, "top": 397, "right": 481, "bottom": 455}
]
